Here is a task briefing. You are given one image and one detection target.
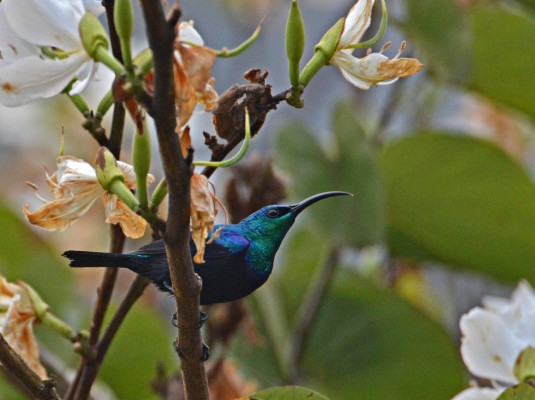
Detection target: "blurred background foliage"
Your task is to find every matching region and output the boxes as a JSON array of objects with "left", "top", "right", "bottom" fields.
[{"left": 1, "top": 0, "right": 535, "bottom": 399}]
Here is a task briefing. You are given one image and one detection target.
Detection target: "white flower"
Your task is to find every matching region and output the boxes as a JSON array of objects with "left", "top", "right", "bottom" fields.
[
  {"left": 0, "top": 0, "right": 104, "bottom": 106},
  {"left": 24, "top": 155, "right": 153, "bottom": 239},
  {"left": 453, "top": 281, "right": 535, "bottom": 399},
  {"left": 331, "top": 0, "right": 423, "bottom": 89}
]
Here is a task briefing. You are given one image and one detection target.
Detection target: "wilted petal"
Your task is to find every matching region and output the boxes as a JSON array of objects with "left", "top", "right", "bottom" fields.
[
  {"left": 0, "top": 53, "right": 89, "bottom": 106},
  {"left": 452, "top": 387, "right": 502, "bottom": 400},
  {"left": 0, "top": 277, "right": 47, "bottom": 379},
  {"left": 23, "top": 186, "right": 100, "bottom": 231},
  {"left": 104, "top": 194, "right": 147, "bottom": 239},
  {"left": 190, "top": 173, "right": 218, "bottom": 263},
  {"left": 460, "top": 307, "right": 524, "bottom": 385},
  {"left": 332, "top": 51, "right": 423, "bottom": 89},
  {"left": 338, "top": 0, "right": 374, "bottom": 49},
  {"left": 3, "top": 0, "right": 85, "bottom": 50}
]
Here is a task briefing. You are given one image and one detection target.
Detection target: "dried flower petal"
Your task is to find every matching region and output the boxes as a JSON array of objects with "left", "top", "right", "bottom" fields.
[
  {"left": 104, "top": 193, "right": 147, "bottom": 239},
  {"left": 190, "top": 173, "right": 219, "bottom": 263},
  {"left": 0, "top": 276, "right": 47, "bottom": 379}
]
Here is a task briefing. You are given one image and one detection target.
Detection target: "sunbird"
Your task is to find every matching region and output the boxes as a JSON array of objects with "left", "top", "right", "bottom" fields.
[{"left": 63, "top": 191, "right": 351, "bottom": 305}]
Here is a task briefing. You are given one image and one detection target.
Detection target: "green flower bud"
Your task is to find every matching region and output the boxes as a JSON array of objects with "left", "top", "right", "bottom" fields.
[
  {"left": 299, "top": 18, "right": 344, "bottom": 87},
  {"left": 133, "top": 48, "right": 154, "bottom": 78},
  {"left": 96, "top": 147, "right": 124, "bottom": 190},
  {"left": 285, "top": 0, "right": 305, "bottom": 86},
  {"left": 114, "top": 0, "right": 134, "bottom": 71},
  {"left": 79, "top": 12, "right": 109, "bottom": 59},
  {"left": 133, "top": 119, "right": 151, "bottom": 207},
  {"left": 19, "top": 281, "right": 49, "bottom": 319},
  {"left": 515, "top": 347, "right": 535, "bottom": 382}
]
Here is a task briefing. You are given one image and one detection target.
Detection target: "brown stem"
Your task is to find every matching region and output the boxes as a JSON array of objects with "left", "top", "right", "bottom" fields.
[
  {"left": 0, "top": 333, "right": 60, "bottom": 400},
  {"left": 286, "top": 247, "right": 340, "bottom": 382},
  {"left": 139, "top": 2, "right": 210, "bottom": 399}
]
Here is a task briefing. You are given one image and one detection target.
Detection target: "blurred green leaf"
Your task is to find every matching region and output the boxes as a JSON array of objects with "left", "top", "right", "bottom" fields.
[
  {"left": 404, "top": 0, "right": 470, "bottom": 81},
  {"left": 470, "top": 7, "right": 535, "bottom": 119},
  {"left": 275, "top": 101, "right": 385, "bottom": 248},
  {"left": 382, "top": 133, "right": 535, "bottom": 282},
  {"left": 0, "top": 374, "right": 26, "bottom": 400},
  {"left": 99, "top": 303, "right": 176, "bottom": 400},
  {"left": 0, "top": 200, "right": 76, "bottom": 314},
  {"left": 234, "top": 229, "right": 465, "bottom": 400},
  {"left": 498, "top": 383, "right": 535, "bottom": 400},
  {"left": 242, "top": 385, "right": 329, "bottom": 399}
]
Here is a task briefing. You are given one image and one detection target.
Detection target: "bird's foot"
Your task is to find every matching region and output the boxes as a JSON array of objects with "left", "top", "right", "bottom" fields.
[
  {"left": 201, "top": 341, "right": 210, "bottom": 362},
  {"left": 171, "top": 312, "right": 178, "bottom": 328},
  {"left": 163, "top": 281, "right": 174, "bottom": 295}
]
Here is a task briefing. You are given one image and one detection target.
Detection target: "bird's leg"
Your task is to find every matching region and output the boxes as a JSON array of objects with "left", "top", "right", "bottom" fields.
[{"left": 169, "top": 310, "right": 210, "bottom": 362}]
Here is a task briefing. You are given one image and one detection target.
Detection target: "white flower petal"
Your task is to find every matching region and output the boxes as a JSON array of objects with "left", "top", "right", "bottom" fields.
[
  {"left": 69, "top": 60, "right": 98, "bottom": 95},
  {"left": 0, "top": 53, "right": 88, "bottom": 106},
  {"left": 82, "top": 0, "right": 105, "bottom": 16},
  {"left": 0, "top": 4, "right": 38, "bottom": 64},
  {"left": 179, "top": 21, "right": 204, "bottom": 46},
  {"left": 452, "top": 387, "right": 502, "bottom": 400},
  {"left": 104, "top": 194, "right": 147, "bottom": 239},
  {"left": 3, "top": 0, "right": 85, "bottom": 50},
  {"left": 338, "top": 0, "right": 375, "bottom": 49},
  {"left": 460, "top": 307, "right": 525, "bottom": 384}
]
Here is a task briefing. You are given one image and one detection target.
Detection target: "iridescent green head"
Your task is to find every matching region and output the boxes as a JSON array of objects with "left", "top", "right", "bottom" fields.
[{"left": 240, "top": 191, "right": 352, "bottom": 242}]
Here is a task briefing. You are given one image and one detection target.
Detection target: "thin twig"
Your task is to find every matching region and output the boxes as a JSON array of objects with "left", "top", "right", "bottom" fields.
[
  {"left": 139, "top": 2, "right": 210, "bottom": 399},
  {"left": 286, "top": 247, "right": 340, "bottom": 382},
  {"left": 0, "top": 333, "right": 60, "bottom": 400}
]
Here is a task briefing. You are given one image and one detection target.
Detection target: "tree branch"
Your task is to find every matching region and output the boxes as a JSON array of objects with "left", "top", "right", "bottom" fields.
[
  {"left": 0, "top": 333, "right": 60, "bottom": 400},
  {"left": 139, "top": 1, "right": 210, "bottom": 399},
  {"left": 286, "top": 247, "right": 340, "bottom": 382}
]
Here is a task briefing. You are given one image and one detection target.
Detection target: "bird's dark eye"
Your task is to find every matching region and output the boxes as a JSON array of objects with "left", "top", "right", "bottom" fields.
[{"left": 266, "top": 209, "right": 280, "bottom": 218}]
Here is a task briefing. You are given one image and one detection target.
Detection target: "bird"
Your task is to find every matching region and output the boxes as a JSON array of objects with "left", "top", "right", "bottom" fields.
[
  {"left": 64, "top": 191, "right": 350, "bottom": 360},
  {"left": 62, "top": 191, "right": 351, "bottom": 306}
]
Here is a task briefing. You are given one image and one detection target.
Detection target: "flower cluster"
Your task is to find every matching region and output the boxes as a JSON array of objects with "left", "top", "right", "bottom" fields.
[
  {"left": 454, "top": 281, "right": 535, "bottom": 399},
  {"left": 24, "top": 155, "right": 153, "bottom": 239},
  {"left": 0, "top": 0, "right": 103, "bottom": 106}
]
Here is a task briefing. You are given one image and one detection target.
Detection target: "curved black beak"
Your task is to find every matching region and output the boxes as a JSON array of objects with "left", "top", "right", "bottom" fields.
[{"left": 290, "top": 191, "right": 353, "bottom": 216}]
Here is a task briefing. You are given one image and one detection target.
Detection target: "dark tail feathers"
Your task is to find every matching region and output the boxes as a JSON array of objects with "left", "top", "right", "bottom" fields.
[{"left": 62, "top": 250, "right": 133, "bottom": 268}]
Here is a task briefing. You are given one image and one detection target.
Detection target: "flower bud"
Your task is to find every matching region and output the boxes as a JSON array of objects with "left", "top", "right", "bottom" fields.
[
  {"left": 114, "top": 0, "right": 134, "bottom": 44},
  {"left": 96, "top": 147, "right": 140, "bottom": 211},
  {"left": 133, "top": 120, "right": 151, "bottom": 207},
  {"left": 96, "top": 147, "right": 125, "bottom": 190},
  {"left": 299, "top": 18, "right": 344, "bottom": 87},
  {"left": 515, "top": 347, "right": 535, "bottom": 382},
  {"left": 114, "top": 0, "right": 134, "bottom": 70},
  {"left": 285, "top": 0, "right": 305, "bottom": 86},
  {"left": 18, "top": 281, "right": 49, "bottom": 319},
  {"left": 79, "top": 12, "right": 109, "bottom": 59}
]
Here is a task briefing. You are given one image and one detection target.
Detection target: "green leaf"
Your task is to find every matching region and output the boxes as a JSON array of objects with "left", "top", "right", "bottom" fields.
[
  {"left": 234, "top": 229, "right": 465, "bottom": 400},
  {"left": 382, "top": 132, "right": 535, "bottom": 282},
  {"left": 275, "top": 101, "right": 385, "bottom": 247},
  {"left": 404, "top": 0, "right": 470, "bottom": 81},
  {"left": 498, "top": 383, "right": 535, "bottom": 400},
  {"left": 242, "top": 386, "right": 329, "bottom": 400},
  {"left": 0, "top": 200, "right": 76, "bottom": 314},
  {"left": 470, "top": 7, "right": 535, "bottom": 118},
  {"left": 99, "top": 303, "right": 175, "bottom": 400}
]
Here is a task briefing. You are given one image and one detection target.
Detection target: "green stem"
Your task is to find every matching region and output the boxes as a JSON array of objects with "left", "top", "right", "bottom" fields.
[
  {"left": 109, "top": 180, "right": 140, "bottom": 211},
  {"left": 40, "top": 312, "right": 78, "bottom": 342},
  {"left": 150, "top": 177, "right": 168, "bottom": 210},
  {"left": 94, "top": 46, "right": 126, "bottom": 75},
  {"left": 97, "top": 90, "right": 114, "bottom": 116},
  {"left": 298, "top": 50, "right": 329, "bottom": 87},
  {"left": 215, "top": 19, "right": 264, "bottom": 58},
  {"left": 346, "top": 0, "right": 388, "bottom": 50},
  {"left": 193, "top": 108, "right": 251, "bottom": 167},
  {"left": 67, "top": 94, "right": 90, "bottom": 115}
]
